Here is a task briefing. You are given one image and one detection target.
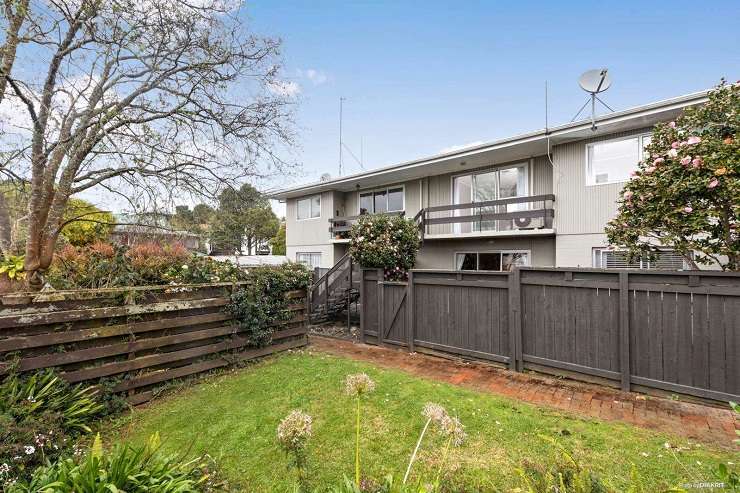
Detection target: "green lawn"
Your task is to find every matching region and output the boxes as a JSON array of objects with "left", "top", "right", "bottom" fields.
[{"left": 114, "top": 349, "right": 737, "bottom": 492}]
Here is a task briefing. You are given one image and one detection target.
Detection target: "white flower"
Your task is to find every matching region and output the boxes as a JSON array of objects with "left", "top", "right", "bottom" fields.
[
  {"left": 181, "top": 264, "right": 189, "bottom": 269},
  {"left": 24, "top": 446, "right": 35, "bottom": 455},
  {"left": 277, "top": 410, "right": 313, "bottom": 451},
  {"left": 0, "top": 463, "right": 9, "bottom": 477},
  {"left": 344, "top": 373, "right": 376, "bottom": 396}
]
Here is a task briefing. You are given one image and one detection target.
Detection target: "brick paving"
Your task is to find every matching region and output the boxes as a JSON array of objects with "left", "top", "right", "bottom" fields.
[{"left": 309, "top": 335, "right": 739, "bottom": 448}]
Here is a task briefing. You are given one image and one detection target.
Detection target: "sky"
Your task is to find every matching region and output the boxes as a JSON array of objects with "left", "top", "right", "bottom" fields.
[{"left": 248, "top": 0, "right": 739, "bottom": 218}]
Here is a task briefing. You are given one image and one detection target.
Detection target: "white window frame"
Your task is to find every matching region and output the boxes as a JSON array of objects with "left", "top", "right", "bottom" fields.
[
  {"left": 450, "top": 161, "right": 530, "bottom": 202},
  {"left": 592, "top": 247, "right": 689, "bottom": 270},
  {"left": 357, "top": 185, "right": 405, "bottom": 214},
  {"left": 296, "top": 194, "right": 321, "bottom": 221},
  {"left": 296, "top": 252, "right": 322, "bottom": 268},
  {"left": 585, "top": 133, "right": 652, "bottom": 187},
  {"left": 454, "top": 250, "right": 531, "bottom": 271}
]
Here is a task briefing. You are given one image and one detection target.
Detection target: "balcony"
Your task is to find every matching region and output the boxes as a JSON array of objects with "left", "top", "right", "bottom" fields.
[
  {"left": 329, "top": 211, "right": 405, "bottom": 242},
  {"left": 419, "top": 194, "right": 555, "bottom": 240}
]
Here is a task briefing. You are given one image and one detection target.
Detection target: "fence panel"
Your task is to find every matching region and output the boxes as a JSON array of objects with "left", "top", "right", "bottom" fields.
[
  {"left": 0, "top": 283, "right": 308, "bottom": 405},
  {"left": 360, "top": 267, "right": 740, "bottom": 402}
]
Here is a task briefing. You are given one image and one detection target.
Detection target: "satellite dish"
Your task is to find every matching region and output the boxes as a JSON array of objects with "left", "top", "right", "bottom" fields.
[
  {"left": 320, "top": 173, "right": 331, "bottom": 182},
  {"left": 572, "top": 69, "right": 615, "bottom": 130},
  {"left": 578, "top": 69, "right": 611, "bottom": 94}
]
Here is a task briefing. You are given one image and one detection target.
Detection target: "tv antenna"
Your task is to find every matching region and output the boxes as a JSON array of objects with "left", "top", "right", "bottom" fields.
[
  {"left": 571, "top": 69, "right": 615, "bottom": 130},
  {"left": 338, "top": 96, "right": 346, "bottom": 176}
]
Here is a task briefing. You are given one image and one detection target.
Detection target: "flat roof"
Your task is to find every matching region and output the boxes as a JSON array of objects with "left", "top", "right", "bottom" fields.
[{"left": 271, "top": 88, "right": 709, "bottom": 200}]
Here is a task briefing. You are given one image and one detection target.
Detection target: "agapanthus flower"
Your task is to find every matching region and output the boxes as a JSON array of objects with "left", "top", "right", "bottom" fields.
[
  {"left": 345, "top": 373, "right": 376, "bottom": 396},
  {"left": 440, "top": 416, "right": 467, "bottom": 446},
  {"left": 422, "top": 402, "right": 448, "bottom": 424},
  {"left": 277, "top": 410, "right": 313, "bottom": 452}
]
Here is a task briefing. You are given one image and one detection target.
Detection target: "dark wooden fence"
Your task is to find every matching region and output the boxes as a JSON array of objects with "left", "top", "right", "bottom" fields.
[
  {"left": 0, "top": 283, "right": 308, "bottom": 405},
  {"left": 361, "top": 268, "right": 740, "bottom": 402}
]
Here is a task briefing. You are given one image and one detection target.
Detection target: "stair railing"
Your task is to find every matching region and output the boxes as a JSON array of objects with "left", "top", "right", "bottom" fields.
[{"left": 309, "top": 252, "right": 352, "bottom": 321}]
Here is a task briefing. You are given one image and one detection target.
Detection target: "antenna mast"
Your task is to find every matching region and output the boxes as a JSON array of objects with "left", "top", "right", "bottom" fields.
[{"left": 339, "top": 97, "right": 346, "bottom": 176}]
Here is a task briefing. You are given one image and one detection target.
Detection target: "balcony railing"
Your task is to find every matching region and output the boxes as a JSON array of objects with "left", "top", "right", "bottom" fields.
[
  {"left": 420, "top": 194, "right": 555, "bottom": 238},
  {"left": 329, "top": 211, "right": 405, "bottom": 239}
]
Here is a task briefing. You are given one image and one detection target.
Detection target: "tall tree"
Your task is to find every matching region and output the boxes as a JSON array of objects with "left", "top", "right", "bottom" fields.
[
  {"left": 0, "top": 0, "right": 295, "bottom": 288},
  {"left": 606, "top": 81, "right": 739, "bottom": 270},
  {"left": 210, "top": 183, "right": 278, "bottom": 254},
  {"left": 269, "top": 222, "right": 286, "bottom": 255}
]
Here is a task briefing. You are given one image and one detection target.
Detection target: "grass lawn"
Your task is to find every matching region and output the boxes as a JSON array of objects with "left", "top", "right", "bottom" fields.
[{"left": 114, "top": 349, "right": 738, "bottom": 492}]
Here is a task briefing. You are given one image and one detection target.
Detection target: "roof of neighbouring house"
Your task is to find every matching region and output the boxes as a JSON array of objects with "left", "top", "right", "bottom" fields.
[{"left": 270, "top": 88, "right": 710, "bottom": 200}]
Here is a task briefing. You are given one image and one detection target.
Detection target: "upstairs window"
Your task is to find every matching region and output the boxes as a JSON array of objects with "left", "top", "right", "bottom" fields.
[
  {"left": 592, "top": 248, "right": 689, "bottom": 270},
  {"left": 359, "top": 187, "right": 404, "bottom": 214},
  {"left": 586, "top": 134, "right": 651, "bottom": 185},
  {"left": 297, "top": 195, "right": 321, "bottom": 220}
]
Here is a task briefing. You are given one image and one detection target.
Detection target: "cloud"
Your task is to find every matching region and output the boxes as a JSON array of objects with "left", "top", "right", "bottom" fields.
[
  {"left": 297, "top": 68, "right": 329, "bottom": 86},
  {"left": 439, "top": 141, "right": 485, "bottom": 154},
  {"left": 266, "top": 80, "right": 301, "bottom": 97}
]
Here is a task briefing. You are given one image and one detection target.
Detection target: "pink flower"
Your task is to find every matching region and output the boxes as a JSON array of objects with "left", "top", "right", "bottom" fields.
[
  {"left": 669, "top": 121, "right": 677, "bottom": 128},
  {"left": 686, "top": 136, "right": 701, "bottom": 145},
  {"left": 683, "top": 206, "right": 693, "bottom": 213},
  {"left": 667, "top": 149, "right": 678, "bottom": 158},
  {"left": 653, "top": 157, "right": 665, "bottom": 165},
  {"left": 629, "top": 170, "right": 638, "bottom": 177},
  {"left": 671, "top": 141, "right": 680, "bottom": 149},
  {"left": 623, "top": 191, "right": 634, "bottom": 200},
  {"left": 708, "top": 178, "right": 719, "bottom": 189},
  {"left": 692, "top": 157, "right": 703, "bottom": 168},
  {"left": 645, "top": 166, "right": 657, "bottom": 174},
  {"left": 680, "top": 156, "right": 692, "bottom": 166}
]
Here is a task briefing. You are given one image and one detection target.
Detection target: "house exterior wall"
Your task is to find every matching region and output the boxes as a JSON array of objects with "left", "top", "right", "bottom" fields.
[
  {"left": 416, "top": 237, "right": 556, "bottom": 270},
  {"left": 285, "top": 190, "right": 336, "bottom": 268},
  {"left": 552, "top": 128, "right": 651, "bottom": 267}
]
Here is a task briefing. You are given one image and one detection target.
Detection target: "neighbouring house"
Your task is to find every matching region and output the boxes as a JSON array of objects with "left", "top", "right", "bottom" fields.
[
  {"left": 272, "top": 89, "right": 709, "bottom": 272},
  {"left": 110, "top": 213, "right": 202, "bottom": 251}
]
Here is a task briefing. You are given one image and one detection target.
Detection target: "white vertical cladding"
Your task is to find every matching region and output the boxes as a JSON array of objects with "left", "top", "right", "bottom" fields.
[
  {"left": 285, "top": 191, "right": 335, "bottom": 268},
  {"left": 553, "top": 127, "right": 651, "bottom": 267}
]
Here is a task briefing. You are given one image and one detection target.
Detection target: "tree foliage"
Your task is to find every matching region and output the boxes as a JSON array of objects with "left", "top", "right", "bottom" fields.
[
  {"left": 349, "top": 215, "right": 420, "bottom": 280},
  {"left": 210, "top": 184, "right": 279, "bottom": 255},
  {"left": 605, "top": 81, "right": 739, "bottom": 270},
  {"left": 269, "top": 222, "right": 286, "bottom": 255},
  {"left": 0, "top": 0, "right": 295, "bottom": 288},
  {"left": 60, "top": 199, "right": 114, "bottom": 247}
]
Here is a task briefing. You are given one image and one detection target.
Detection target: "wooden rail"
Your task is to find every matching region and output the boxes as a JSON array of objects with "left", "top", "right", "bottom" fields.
[{"left": 0, "top": 284, "right": 308, "bottom": 405}]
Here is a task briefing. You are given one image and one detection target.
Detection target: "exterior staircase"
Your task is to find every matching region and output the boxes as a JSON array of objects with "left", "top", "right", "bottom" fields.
[{"left": 309, "top": 253, "right": 360, "bottom": 324}]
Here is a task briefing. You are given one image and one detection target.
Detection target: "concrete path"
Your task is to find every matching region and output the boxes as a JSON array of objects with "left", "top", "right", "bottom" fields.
[{"left": 309, "top": 335, "right": 739, "bottom": 448}]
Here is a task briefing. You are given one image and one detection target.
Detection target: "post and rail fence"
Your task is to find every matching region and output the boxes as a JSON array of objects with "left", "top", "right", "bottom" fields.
[
  {"left": 0, "top": 282, "right": 309, "bottom": 405},
  {"left": 360, "top": 267, "right": 740, "bottom": 403}
]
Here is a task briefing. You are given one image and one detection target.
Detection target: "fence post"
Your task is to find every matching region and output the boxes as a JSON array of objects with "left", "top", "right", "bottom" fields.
[
  {"left": 619, "top": 271, "right": 631, "bottom": 392},
  {"left": 359, "top": 269, "right": 366, "bottom": 344},
  {"left": 406, "top": 271, "right": 415, "bottom": 352},
  {"left": 377, "top": 268, "right": 385, "bottom": 347},
  {"left": 508, "top": 267, "right": 522, "bottom": 371}
]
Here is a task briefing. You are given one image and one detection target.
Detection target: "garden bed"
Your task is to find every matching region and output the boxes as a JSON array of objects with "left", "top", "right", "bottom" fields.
[{"left": 114, "top": 349, "right": 738, "bottom": 492}]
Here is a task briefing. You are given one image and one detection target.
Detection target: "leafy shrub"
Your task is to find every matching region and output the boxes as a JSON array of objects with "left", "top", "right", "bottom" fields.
[
  {"left": 59, "top": 198, "right": 115, "bottom": 247},
  {"left": 349, "top": 215, "right": 420, "bottom": 280},
  {"left": 45, "top": 242, "right": 249, "bottom": 289},
  {"left": 0, "top": 370, "right": 108, "bottom": 486},
  {"left": 226, "top": 263, "right": 311, "bottom": 347},
  {"left": 6, "top": 433, "right": 209, "bottom": 493}
]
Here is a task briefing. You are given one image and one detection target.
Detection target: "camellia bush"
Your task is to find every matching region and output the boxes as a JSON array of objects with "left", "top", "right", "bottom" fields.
[
  {"left": 349, "top": 214, "right": 420, "bottom": 280},
  {"left": 605, "top": 80, "right": 739, "bottom": 270}
]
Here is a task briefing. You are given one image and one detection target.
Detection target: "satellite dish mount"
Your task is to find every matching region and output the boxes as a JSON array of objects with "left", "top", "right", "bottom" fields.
[{"left": 572, "top": 69, "right": 615, "bottom": 130}]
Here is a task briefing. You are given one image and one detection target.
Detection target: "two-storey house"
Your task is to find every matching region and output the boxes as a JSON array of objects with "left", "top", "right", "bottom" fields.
[{"left": 272, "top": 89, "right": 708, "bottom": 272}]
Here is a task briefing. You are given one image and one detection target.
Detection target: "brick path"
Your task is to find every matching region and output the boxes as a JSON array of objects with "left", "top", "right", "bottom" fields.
[{"left": 309, "top": 335, "right": 739, "bottom": 448}]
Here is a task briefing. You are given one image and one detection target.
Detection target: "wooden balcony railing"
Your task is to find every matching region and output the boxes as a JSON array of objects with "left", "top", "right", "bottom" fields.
[
  {"left": 420, "top": 194, "right": 555, "bottom": 237},
  {"left": 329, "top": 211, "right": 405, "bottom": 239}
]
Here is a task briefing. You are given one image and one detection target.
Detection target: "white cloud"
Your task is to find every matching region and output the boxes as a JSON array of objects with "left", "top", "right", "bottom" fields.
[
  {"left": 439, "top": 141, "right": 485, "bottom": 154},
  {"left": 297, "top": 68, "right": 329, "bottom": 86},
  {"left": 266, "top": 80, "right": 301, "bottom": 97}
]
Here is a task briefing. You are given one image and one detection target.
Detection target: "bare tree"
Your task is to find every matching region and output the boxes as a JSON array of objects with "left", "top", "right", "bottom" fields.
[{"left": 0, "top": 0, "right": 296, "bottom": 288}]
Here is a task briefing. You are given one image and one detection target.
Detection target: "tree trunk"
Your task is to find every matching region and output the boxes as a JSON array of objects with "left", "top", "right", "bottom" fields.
[{"left": 0, "top": 0, "right": 29, "bottom": 103}]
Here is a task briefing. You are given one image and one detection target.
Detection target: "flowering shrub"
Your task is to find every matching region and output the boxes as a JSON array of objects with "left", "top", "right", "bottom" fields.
[
  {"left": 45, "top": 242, "right": 249, "bottom": 289},
  {"left": 605, "top": 80, "right": 740, "bottom": 270},
  {"left": 226, "top": 263, "right": 312, "bottom": 347},
  {"left": 349, "top": 215, "right": 420, "bottom": 280}
]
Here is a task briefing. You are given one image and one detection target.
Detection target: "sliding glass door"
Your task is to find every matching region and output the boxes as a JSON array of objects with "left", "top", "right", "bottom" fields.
[{"left": 452, "top": 164, "right": 527, "bottom": 233}]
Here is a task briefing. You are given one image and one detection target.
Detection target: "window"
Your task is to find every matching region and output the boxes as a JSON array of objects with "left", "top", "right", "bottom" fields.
[
  {"left": 586, "top": 134, "right": 651, "bottom": 185},
  {"left": 359, "top": 187, "right": 404, "bottom": 214},
  {"left": 592, "top": 248, "right": 688, "bottom": 270},
  {"left": 296, "top": 252, "right": 322, "bottom": 268},
  {"left": 452, "top": 164, "right": 528, "bottom": 233},
  {"left": 455, "top": 251, "right": 530, "bottom": 271},
  {"left": 296, "top": 195, "right": 321, "bottom": 220}
]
